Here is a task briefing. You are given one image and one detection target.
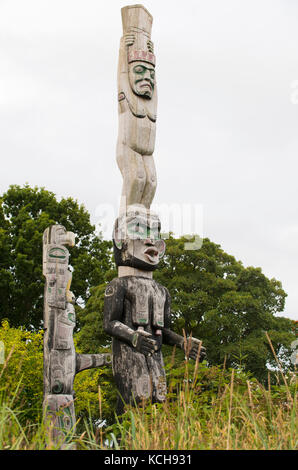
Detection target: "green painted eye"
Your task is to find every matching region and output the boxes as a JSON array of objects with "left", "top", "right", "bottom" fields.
[
  {"left": 127, "top": 222, "right": 138, "bottom": 237},
  {"left": 127, "top": 222, "right": 145, "bottom": 238},
  {"left": 149, "top": 228, "right": 160, "bottom": 240},
  {"left": 127, "top": 221, "right": 160, "bottom": 240},
  {"left": 150, "top": 70, "right": 155, "bottom": 79},
  {"left": 49, "top": 247, "right": 66, "bottom": 259},
  {"left": 134, "top": 65, "right": 146, "bottom": 74},
  {"left": 138, "top": 223, "right": 147, "bottom": 238},
  {"left": 154, "top": 229, "right": 160, "bottom": 239}
]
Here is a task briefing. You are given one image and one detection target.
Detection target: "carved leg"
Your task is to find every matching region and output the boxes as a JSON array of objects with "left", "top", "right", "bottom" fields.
[
  {"left": 146, "top": 351, "right": 167, "bottom": 403},
  {"left": 116, "top": 142, "right": 147, "bottom": 210},
  {"left": 141, "top": 154, "right": 157, "bottom": 209},
  {"left": 112, "top": 340, "right": 151, "bottom": 413}
]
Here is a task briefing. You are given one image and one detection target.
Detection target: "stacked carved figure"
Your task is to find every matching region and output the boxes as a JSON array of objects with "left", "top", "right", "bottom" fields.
[
  {"left": 43, "top": 225, "right": 111, "bottom": 445},
  {"left": 104, "top": 5, "right": 205, "bottom": 415}
]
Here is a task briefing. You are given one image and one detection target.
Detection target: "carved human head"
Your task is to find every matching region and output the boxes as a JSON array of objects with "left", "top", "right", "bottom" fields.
[
  {"left": 128, "top": 61, "right": 155, "bottom": 99},
  {"left": 45, "top": 224, "right": 76, "bottom": 247},
  {"left": 113, "top": 205, "right": 165, "bottom": 271}
]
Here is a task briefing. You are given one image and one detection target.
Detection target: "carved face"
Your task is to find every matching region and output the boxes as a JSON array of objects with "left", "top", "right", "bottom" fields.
[
  {"left": 125, "top": 218, "right": 165, "bottom": 267},
  {"left": 128, "top": 61, "right": 155, "bottom": 99},
  {"left": 49, "top": 225, "right": 75, "bottom": 247},
  {"left": 113, "top": 209, "right": 165, "bottom": 270}
]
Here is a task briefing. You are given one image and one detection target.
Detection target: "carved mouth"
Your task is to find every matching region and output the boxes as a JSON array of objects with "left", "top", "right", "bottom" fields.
[
  {"left": 139, "top": 82, "right": 152, "bottom": 91},
  {"left": 144, "top": 247, "right": 159, "bottom": 263}
]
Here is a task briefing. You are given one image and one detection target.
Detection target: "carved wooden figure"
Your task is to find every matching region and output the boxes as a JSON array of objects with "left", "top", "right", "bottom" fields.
[
  {"left": 105, "top": 5, "right": 207, "bottom": 415},
  {"left": 117, "top": 4, "right": 158, "bottom": 213},
  {"left": 43, "top": 225, "right": 111, "bottom": 445},
  {"left": 104, "top": 205, "right": 206, "bottom": 414}
]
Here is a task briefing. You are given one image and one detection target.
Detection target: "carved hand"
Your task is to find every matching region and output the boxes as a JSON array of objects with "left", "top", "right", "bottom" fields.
[
  {"left": 132, "top": 331, "right": 158, "bottom": 356},
  {"left": 147, "top": 40, "right": 154, "bottom": 53},
  {"left": 124, "top": 33, "right": 135, "bottom": 47},
  {"left": 184, "top": 338, "right": 206, "bottom": 362}
]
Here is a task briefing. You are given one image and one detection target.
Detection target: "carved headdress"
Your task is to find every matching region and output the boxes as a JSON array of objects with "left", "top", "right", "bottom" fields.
[
  {"left": 121, "top": 4, "right": 156, "bottom": 66},
  {"left": 118, "top": 4, "right": 157, "bottom": 121}
]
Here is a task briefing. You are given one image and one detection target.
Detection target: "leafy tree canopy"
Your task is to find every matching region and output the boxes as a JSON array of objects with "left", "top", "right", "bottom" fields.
[
  {"left": 0, "top": 184, "right": 113, "bottom": 329},
  {"left": 78, "top": 235, "right": 295, "bottom": 383}
]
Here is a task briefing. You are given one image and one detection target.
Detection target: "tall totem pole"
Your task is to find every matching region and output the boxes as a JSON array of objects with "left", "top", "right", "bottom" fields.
[{"left": 104, "top": 5, "right": 206, "bottom": 415}]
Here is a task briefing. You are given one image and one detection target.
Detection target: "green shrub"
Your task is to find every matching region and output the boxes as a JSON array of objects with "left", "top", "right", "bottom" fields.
[{"left": 0, "top": 320, "right": 43, "bottom": 421}]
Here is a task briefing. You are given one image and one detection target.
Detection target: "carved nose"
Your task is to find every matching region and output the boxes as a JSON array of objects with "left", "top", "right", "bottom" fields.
[
  {"left": 143, "top": 70, "right": 151, "bottom": 79},
  {"left": 144, "top": 238, "right": 154, "bottom": 245}
]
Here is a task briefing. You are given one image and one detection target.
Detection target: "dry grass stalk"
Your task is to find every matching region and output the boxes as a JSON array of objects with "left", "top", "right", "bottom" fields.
[
  {"left": 226, "top": 368, "right": 235, "bottom": 450},
  {"left": 0, "top": 347, "right": 15, "bottom": 380},
  {"left": 265, "top": 331, "right": 293, "bottom": 404}
]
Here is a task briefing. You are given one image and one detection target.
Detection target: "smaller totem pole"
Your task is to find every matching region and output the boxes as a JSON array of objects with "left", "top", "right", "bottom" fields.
[{"left": 43, "top": 225, "right": 111, "bottom": 445}]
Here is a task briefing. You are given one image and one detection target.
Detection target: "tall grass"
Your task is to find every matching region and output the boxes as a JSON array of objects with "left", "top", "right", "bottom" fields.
[
  {"left": 0, "top": 339, "right": 296, "bottom": 450},
  {"left": 110, "top": 372, "right": 296, "bottom": 450},
  {"left": 108, "top": 339, "right": 297, "bottom": 450},
  {"left": 0, "top": 389, "right": 103, "bottom": 450}
]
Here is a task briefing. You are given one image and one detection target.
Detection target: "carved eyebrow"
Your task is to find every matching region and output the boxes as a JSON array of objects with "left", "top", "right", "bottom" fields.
[{"left": 133, "top": 65, "right": 154, "bottom": 72}]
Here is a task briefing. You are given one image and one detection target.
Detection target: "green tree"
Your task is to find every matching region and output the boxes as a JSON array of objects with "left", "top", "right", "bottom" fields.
[
  {"left": 0, "top": 184, "right": 113, "bottom": 329},
  {"left": 0, "top": 320, "right": 44, "bottom": 421},
  {"left": 76, "top": 269, "right": 116, "bottom": 354},
  {"left": 77, "top": 235, "right": 294, "bottom": 383}
]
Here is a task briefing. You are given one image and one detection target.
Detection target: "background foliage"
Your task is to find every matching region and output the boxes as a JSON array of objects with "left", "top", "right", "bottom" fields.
[
  {"left": 0, "top": 320, "right": 117, "bottom": 424},
  {"left": 0, "top": 184, "right": 112, "bottom": 329},
  {"left": 0, "top": 320, "right": 43, "bottom": 421}
]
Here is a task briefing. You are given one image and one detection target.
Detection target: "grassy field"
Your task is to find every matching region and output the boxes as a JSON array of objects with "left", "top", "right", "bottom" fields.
[
  {"left": 110, "top": 374, "right": 296, "bottom": 450},
  {"left": 0, "top": 346, "right": 296, "bottom": 450}
]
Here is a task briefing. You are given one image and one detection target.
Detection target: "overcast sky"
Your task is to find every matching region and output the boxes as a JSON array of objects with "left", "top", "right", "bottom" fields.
[{"left": 1, "top": 0, "right": 297, "bottom": 320}]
